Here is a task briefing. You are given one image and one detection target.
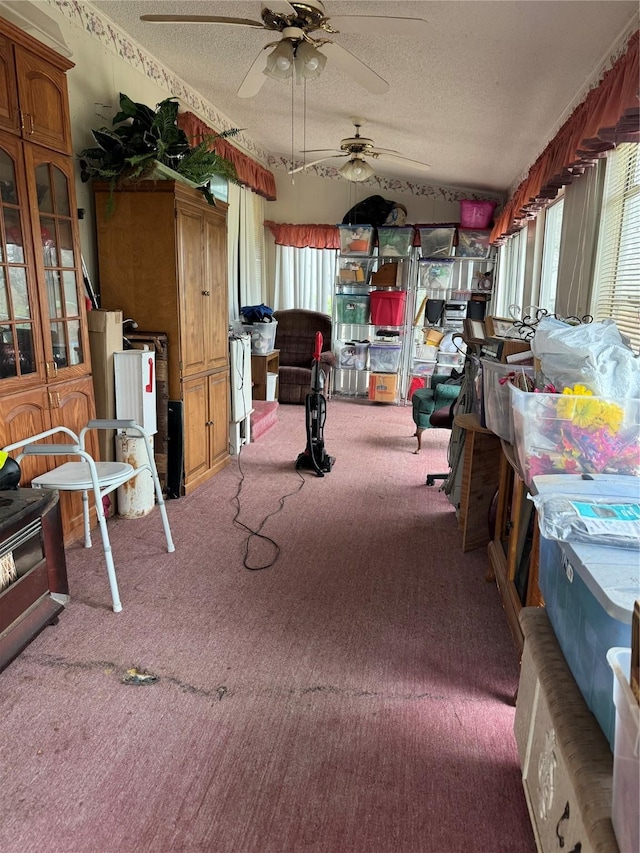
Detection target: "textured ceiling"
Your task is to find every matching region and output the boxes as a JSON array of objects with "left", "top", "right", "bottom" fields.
[{"left": 90, "top": 1, "right": 638, "bottom": 192}]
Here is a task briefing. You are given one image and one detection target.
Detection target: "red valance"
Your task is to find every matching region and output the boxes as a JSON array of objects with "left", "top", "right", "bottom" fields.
[
  {"left": 491, "top": 30, "right": 639, "bottom": 244},
  {"left": 178, "top": 111, "right": 277, "bottom": 201},
  {"left": 265, "top": 222, "right": 340, "bottom": 249}
]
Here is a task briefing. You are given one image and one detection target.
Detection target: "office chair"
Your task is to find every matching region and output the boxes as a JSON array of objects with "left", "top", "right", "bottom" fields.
[{"left": 3, "top": 419, "right": 175, "bottom": 613}]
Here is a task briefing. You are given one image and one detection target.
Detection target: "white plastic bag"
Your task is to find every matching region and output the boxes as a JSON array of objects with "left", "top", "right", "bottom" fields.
[
  {"left": 531, "top": 318, "right": 640, "bottom": 397},
  {"left": 530, "top": 492, "right": 640, "bottom": 548}
]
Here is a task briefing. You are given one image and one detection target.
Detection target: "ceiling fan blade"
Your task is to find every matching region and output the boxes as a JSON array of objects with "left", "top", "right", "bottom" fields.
[
  {"left": 289, "top": 154, "right": 349, "bottom": 175},
  {"left": 267, "top": 1, "right": 297, "bottom": 14},
  {"left": 298, "top": 148, "right": 343, "bottom": 155},
  {"left": 140, "top": 15, "right": 265, "bottom": 28},
  {"left": 368, "top": 146, "right": 403, "bottom": 156},
  {"left": 316, "top": 42, "right": 388, "bottom": 95},
  {"left": 329, "top": 16, "right": 430, "bottom": 38},
  {"left": 237, "top": 46, "right": 273, "bottom": 99},
  {"left": 372, "top": 151, "right": 431, "bottom": 171}
]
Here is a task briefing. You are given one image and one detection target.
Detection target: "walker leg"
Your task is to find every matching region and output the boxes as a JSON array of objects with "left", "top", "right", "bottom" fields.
[
  {"left": 82, "top": 490, "right": 92, "bottom": 548},
  {"left": 94, "top": 497, "right": 122, "bottom": 613}
]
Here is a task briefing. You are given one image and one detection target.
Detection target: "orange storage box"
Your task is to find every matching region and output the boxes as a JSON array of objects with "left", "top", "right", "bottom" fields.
[
  {"left": 368, "top": 373, "right": 398, "bottom": 403},
  {"left": 369, "top": 290, "right": 406, "bottom": 326}
]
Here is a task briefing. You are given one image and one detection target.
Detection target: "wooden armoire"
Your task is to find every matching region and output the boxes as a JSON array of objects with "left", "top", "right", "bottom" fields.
[
  {"left": 94, "top": 180, "right": 230, "bottom": 495},
  {"left": 0, "top": 17, "right": 96, "bottom": 543}
]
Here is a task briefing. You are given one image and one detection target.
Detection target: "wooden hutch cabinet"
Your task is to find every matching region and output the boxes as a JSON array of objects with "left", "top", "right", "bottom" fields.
[
  {"left": 94, "top": 180, "right": 230, "bottom": 495},
  {"left": 0, "top": 18, "right": 96, "bottom": 543}
]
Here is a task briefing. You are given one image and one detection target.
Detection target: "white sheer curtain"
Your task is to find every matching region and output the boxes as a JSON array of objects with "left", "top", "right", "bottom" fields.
[
  {"left": 227, "top": 184, "right": 266, "bottom": 322},
  {"left": 272, "top": 245, "right": 336, "bottom": 313}
]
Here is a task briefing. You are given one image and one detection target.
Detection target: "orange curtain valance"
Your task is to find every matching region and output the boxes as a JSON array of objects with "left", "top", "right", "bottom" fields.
[
  {"left": 178, "top": 111, "right": 277, "bottom": 201},
  {"left": 266, "top": 222, "right": 340, "bottom": 249},
  {"left": 491, "top": 30, "right": 640, "bottom": 244}
]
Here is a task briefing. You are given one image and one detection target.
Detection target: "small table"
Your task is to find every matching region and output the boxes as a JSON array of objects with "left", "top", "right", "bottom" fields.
[
  {"left": 251, "top": 350, "right": 279, "bottom": 401},
  {"left": 453, "top": 412, "right": 502, "bottom": 552}
]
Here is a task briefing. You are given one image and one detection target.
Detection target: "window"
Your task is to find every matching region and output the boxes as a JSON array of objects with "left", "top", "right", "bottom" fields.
[
  {"left": 494, "top": 227, "right": 527, "bottom": 319},
  {"left": 537, "top": 197, "right": 565, "bottom": 313},
  {"left": 591, "top": 144, "right": 640, "bottom": 351}
]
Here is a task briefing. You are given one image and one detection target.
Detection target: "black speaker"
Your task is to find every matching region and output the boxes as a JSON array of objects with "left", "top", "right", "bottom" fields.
[
  {"left": 425, "top": 299, "right": 445, "bottom": 325},
  {"left": 167, "top": 401, "right": 184, "bottom": 499},
  {"left": 466, "top": 299, "right": 486, "bottom": 320}
]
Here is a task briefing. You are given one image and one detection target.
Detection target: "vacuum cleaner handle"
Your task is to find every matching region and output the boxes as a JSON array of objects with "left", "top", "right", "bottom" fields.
[{"left": 314, "top": 331, "right": 323, "bottom": 363}]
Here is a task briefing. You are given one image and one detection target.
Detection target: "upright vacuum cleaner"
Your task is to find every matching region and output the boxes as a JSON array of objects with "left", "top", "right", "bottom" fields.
[{"left": 295, "top": 332, "right": 334, "bottom": 477}]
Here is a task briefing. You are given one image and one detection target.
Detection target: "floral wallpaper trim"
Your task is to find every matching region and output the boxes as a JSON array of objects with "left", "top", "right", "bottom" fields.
[
  {"left": 269, "top": 155, "right": 504, "bottom": 204},
  {"left": 48, "top": 0, "right": 269, "bottom": 165},
  {"left": 48, "top": 1, "right": 503, "bottom": 203}
]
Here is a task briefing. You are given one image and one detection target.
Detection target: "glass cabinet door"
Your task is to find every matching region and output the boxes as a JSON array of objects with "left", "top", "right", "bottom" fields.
[
  {"left": 24, "top": 144, "right": 89, "bottom": 381},
  {"left": 0, "top": 133, "right": 43, "bottom": 387}
]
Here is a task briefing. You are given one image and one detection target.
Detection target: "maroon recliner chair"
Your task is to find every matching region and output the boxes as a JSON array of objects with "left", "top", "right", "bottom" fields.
[{"left": 273, "top": 309, "right": 336, "bottom": 404}]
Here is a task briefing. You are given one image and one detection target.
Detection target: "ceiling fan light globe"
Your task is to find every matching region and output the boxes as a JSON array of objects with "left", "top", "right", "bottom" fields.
[
  {"left": 295, "top": 41, "right": 327, "bottom": 80},
  {"left": 339, "top": 158, "right": 375, "bottom": 182},
  {"left": 264, "top": 41, "right": 295, "bottom": 80}
]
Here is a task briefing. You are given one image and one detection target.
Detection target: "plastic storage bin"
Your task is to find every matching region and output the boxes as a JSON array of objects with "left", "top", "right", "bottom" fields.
[
  {"left": 459, "top": 199, "right": 497, "bottom": 229},
  {"left": 510, "top": 385, "right": 640, "bottom": 486},
  {"left": 455, "top": 229, "right": 491, "bottom": 258},
  {"left": 607, "top": 647, "right": 639, "bottom": 853},
  {"left": 369, "top": 290, "right": 406, "bottom": 326},
  {"left": 369, "top": 342, "right": 402, "bottom": 373},
  {"left": 377, "top": 226, "right": 415, "bottom": 257},
  {"left": 335, "top": 293, "right": 370, "bottom": 325},
  {"left": 337, "top": 340, "right": 369, "bottom": 370},
  {"left": 436, "top": 351, "right": 464, "bottom": 368},
  {"left": 338, "top": 224, "right": 374, "bottom": 255},
  {"left": 534, "top": 473, "right": 640, "bottom": 748},
  {"left": 242, "top": 320, "right": 278, "bottom": 354},
  {"left": 481, "top": 358, "right": 535, "bottom": 442},
  {"left": 419, "top": 227, "right": 456, "bottom": 258},
  {"left": 418, "top": 259, "right": 455, "bottom": 295}
]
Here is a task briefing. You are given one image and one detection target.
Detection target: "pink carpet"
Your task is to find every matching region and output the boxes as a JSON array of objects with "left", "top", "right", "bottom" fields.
[
  {"left": 0, "top": 398, "right": 535, "bottom": 852},
  {"left": 251, "top": 399, "right": 279, "bottom": 440}
]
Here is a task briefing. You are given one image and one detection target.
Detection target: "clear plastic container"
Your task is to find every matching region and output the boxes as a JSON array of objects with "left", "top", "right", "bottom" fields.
[
  {"left": 241, "top": 320, "right": 278, "bottom": 354},
  {"left": 510, "top": 385, "right": 640, "bottom": 486},
  {"left": 369, "top": 342, "right": 402, "bottom": 373},
  {"left": 481, "top": 358, "right": 535, "bottom": 442},
  {"left": 338, "top": 224, "right": 374, "bottom": 255}
]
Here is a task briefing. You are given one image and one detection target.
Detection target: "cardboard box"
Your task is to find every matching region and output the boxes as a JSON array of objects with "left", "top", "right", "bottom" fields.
[
  {"left": 368, "top": 373, "right": 398, "bottom": 403},
  {"left": 88, "top": 309, "right": 123, "bottom": 462}
]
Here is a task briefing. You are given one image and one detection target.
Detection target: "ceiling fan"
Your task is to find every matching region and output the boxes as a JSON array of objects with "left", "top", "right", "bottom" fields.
[
  {"left": 289, "top": 119, "right": 431, "bottom": 181},
  {"left": 140, "top": 1, "right": 429, "bottom": 98}
]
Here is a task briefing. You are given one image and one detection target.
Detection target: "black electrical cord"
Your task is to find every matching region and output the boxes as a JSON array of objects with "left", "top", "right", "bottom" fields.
[{"left": 231, "top": 442, "right": 306, "bottom": 571}]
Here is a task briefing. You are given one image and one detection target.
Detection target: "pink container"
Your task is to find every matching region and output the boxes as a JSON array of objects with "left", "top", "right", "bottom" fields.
[{"left": 460, "top": 200, "right": 497, "bottom": 229}]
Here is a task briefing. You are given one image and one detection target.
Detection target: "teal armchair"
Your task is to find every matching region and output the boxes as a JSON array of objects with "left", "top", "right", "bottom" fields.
[{"left": 411, "top": 374, "right": 462, "bottom": 453}]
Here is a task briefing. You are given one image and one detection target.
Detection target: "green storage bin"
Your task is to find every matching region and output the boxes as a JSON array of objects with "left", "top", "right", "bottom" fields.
[{"left": 336, "top": 293, "right": 370, "bottom": 325}]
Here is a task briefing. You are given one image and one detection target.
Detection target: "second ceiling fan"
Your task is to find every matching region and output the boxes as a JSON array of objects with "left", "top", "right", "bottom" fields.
[
  {"left": 289, "top": 119, "right": 431, "bottom": 182},
  {"left": 141, "top": 1, "right": 429, "bottom": 98}
]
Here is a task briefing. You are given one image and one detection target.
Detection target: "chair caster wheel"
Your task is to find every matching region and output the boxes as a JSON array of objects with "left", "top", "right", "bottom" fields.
[{"left": 426, "top": 475, "right": 436, "bottom": 486}]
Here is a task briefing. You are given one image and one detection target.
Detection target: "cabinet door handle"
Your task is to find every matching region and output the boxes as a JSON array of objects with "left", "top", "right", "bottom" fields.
[
  {"left": 26, "top": 113, "right": 34, "bottom": 135},
  {"left": 202, "top": 290, "right": 210, "bottom": 296},
  {"left": 206, "top": 420, "right": 214, "bottom": 426}
]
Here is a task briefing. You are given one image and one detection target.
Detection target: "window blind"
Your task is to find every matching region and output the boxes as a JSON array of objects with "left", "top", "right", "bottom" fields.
[{"left": 591, "top": 144, "right": 640, "bottom": 351}]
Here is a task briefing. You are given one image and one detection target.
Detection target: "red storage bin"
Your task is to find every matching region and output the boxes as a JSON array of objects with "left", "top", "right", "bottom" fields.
[{"left": 369, "top": 290, "right": 406, "bottom": 326}]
